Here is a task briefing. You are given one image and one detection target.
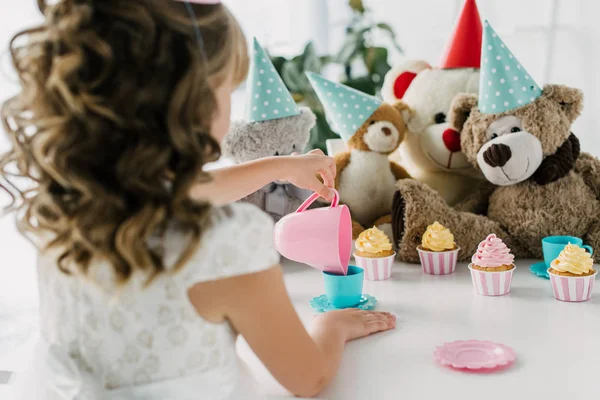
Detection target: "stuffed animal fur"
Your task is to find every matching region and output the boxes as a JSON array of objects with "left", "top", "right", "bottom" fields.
[
  {"left": 391, "top": 85, "right": 600, "bottom": 263},
  {"left": 222, "top": 107, "right": 316, "bottom": 221},
  {"left": 334, "top": 101, "right": 412, "bottom": 239},
  {"left": 382, "top": 61, "right": 484, "bottom": 206}
]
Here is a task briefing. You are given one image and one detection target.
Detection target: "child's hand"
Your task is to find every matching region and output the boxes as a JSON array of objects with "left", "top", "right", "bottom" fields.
[
  {"left": 283, "top": 149, "right": 337, "bottom": 201},
  {"left": 313, "top": 309, "right": 396, "bottom": 342}
]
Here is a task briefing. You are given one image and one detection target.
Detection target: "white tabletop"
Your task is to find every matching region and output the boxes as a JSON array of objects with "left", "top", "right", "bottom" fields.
[
  {"left": 2, "top": 259, "right": 598, "bottom": 400},
  {"left": 239, "top": 258, "right": 600, "bottom": 400}
]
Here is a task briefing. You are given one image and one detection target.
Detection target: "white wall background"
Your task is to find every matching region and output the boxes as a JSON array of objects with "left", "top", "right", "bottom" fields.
[{"left": 0, "top": 0, "right": 599, "bottom": 354}]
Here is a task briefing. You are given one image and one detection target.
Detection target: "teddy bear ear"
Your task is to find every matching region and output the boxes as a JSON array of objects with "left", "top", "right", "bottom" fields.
[
  {"left": 542, "top": 84, "right": 584, "bottom": 123},
  {"left": 381, "top": 60, "right": 431, "bottom": 103},
  {"left": 448, "top": 93, "right": 478, "bottom": 131},
  {"left": 392, "top": 101, "right": 414, "bottom": 125}
]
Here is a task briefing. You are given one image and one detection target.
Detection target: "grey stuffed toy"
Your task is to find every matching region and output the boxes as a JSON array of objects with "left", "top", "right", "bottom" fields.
[{"left": 222, "top": 107, "right": 317, "bottom": 221}]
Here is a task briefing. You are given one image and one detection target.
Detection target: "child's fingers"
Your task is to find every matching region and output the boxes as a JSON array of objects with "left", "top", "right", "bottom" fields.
[
  {"left": 312, "top": 180, "right": 334, "bottom": 201},
  {"left": 308, "top": 149, "right": 325, "bottom": 156},
  {"left": 363, "top": 313, "right": 396, "bottom": 334},
  {"left": 318, "top": 168, "right": 334, "bottom": 188}
]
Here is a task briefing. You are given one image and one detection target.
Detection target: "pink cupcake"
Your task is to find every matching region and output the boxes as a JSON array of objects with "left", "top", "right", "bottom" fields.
[{"left": 469, "top": 234, "right": 515, "bottom": 296}]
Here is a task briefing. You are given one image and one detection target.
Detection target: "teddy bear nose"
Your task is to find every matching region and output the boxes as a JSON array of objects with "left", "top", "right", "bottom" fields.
[
  {"left": 483, "top": 143, "right": 512, "bottom": 168},
  {"left": 382, "top": 127, "right": 392, "bottom": 136},
  {"left": 442, "top": 128, "right": 461, "bottom": 153}
]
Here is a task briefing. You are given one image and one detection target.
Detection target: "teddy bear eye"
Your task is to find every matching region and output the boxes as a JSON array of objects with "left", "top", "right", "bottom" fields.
[
  {"left": 510, "top": 127, "right": 521, "bottom": 133},
  {"left": 369, "top": 121, "right": 376, "bottom": 126},
  {"left": 274, "top": 151, "right": 279, "bottom": 156},
  {"left": 434, "top": 112, "right": 446, "bottom": 124},
  {"left": 292, "top": 144, "right": 296, "bottom": 150},
  {"left": 491, "top": 133, "right": 499, "bottom": 139}
]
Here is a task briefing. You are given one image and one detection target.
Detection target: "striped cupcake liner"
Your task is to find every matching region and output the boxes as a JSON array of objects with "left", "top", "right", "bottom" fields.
[
  {"left": 417, "top": 247, "right": 459, "bottom": 275},
  {"left": 548, "top": 269, "right": 597, "bottom": 302},
  {"left": 468, "top": 264, "right": 515, "bottom": 296},
  {"left": 354, "top": 253, "right": 395, "bottom": 281}
]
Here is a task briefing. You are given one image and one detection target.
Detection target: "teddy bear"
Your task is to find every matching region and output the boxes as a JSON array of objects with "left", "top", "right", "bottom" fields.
[
  {"left": 307, "top": 72, "right": 411, "bottom": 239},
  {"left": 391, "top": 20, "right": 600, "bottom": 263},
  {"left": 221, "top": 38, "right": 315, "bottom": 221},
  {"left": 381, "top": 0, "right": 485, "bottom": 206}
]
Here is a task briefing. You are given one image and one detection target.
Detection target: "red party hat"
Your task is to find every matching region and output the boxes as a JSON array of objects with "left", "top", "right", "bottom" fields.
[{"left": 438, "top": 0, "right": 482, "bottom": 69}]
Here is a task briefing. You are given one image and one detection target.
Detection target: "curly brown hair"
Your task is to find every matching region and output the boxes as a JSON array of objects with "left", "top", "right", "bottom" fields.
[{"left": 0, "top": 0, "right": 249, "bottom": 283}]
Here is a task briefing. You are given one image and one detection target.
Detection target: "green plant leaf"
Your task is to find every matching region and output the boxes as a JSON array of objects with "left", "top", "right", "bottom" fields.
[
  {"left": 281, "top": 61, "right": 304, "bottom": 93},
  {"left": 348, "top": 0, "right": 366, "bottom": 13},
  {"left": 301, "top": 42, "right": 321, "bottom": 73},
  {"left": 376, "top": 23, "right": 404, "bottom": 53},
  {"left": 363, "top": 46, "right": 391, "bottom": 84},
  {"left": 307, "top": 111, "right": 340, "bottom": 152},
  {"left": 270, "top": 56, "right": 287, "bottom": 76},
  {"left": 342, "top": 76, "right": 377, "bottom": 95},
  {"left": 319, "top": 55, "right": 333, "bottom": 66}
]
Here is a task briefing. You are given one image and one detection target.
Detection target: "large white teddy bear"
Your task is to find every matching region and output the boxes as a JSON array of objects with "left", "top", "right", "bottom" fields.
[{"left": 381, "top": 0, "right": 485, "bottom": 206}]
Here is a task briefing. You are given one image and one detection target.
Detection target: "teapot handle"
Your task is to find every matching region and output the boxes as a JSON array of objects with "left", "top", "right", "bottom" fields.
[{"left": 295, "top": 189, "right": 340, "bottom": 213}]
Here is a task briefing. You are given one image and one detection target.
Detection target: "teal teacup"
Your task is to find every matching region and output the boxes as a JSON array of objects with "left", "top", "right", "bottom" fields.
[
  {"left": 542, "top": 236, "right": 593, "bottom": 268},
  {"left": 323, "top": 265, "right": 364, "bottom": 308}
]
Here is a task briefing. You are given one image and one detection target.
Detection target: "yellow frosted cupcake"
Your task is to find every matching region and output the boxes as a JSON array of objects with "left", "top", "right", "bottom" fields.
[
  {"left": 421, "top": 221, "right": 457, "bottom": 252},
  {"left": 548, "top": 243, "right": 597, "bottom": 302},
  {"left": 417, "top": 222, "right": 459, "bottom": 275},
  {"left": 354, "top": 227, "right": 394, "bottom": 258},
  {"left": 354, "top": 227, "right": 395, "bottom": 281},
  {"left": 549, "top": 243, "right": 596, "bottom": 277}
]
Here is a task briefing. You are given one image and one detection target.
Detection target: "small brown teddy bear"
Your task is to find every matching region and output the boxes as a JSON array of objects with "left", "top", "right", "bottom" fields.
[
  {"left": 307, "top": 72, "right": 411, "bottom": 239},
  {"left": 391, "top": 22, "right": 600, "bottom": 263}
]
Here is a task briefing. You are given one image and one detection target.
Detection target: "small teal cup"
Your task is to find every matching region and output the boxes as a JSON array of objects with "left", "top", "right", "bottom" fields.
[
  {"left": 542, "top": 236, "right": 593, "bottom": 267},
  {"left": 323, "top": 265, "right": 364, "bottom": 308}
]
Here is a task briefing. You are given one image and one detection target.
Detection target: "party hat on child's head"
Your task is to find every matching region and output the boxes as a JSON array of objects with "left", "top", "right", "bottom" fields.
[
  {"left": 439, "top": 0, "right": 482, "bottom": 69},
  {"left": 246, "top": 38, "right": 300, "bottom": 122},
  {"left": 306, "top": 72, "right": 382, "bottom": 142},
  {"left": 478, "top": 20, "right": 542, "bottom": 114}
]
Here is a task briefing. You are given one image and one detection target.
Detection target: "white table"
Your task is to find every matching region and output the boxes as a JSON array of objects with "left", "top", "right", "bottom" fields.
[
  {"left": 3, "top": 259, "right": 598, "bottom": 400},
  {"left": 239, "top": 258, "right": 600, "bottom": 400}
]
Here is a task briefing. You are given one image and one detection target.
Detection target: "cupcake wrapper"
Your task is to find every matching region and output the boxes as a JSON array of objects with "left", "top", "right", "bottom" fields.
[
  {"left": 417, "top": 247, "right": 459, "bottom": 275},
  {"left": 354, "top": 253, "right": 395, "bottom": 281},
  {"left": 549, "top": 270, "right": 597, "bottom": 302},
  {"left": 468, "top": 264, "right": 515, "bottom": 296}
]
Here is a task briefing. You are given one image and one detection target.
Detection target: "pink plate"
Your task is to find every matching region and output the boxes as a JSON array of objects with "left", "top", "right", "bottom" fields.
[{"left": 433, "top": 340, "right": 516, "bottom": 370}]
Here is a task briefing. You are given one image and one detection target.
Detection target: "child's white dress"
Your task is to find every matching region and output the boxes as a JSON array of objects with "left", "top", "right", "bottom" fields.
[{"left": 16, "top": 203, "right": 279, "bottom": 399}]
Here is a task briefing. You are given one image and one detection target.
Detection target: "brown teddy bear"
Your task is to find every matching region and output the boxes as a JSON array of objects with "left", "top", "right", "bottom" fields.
[
  {"left": 307, "top": 72, "right": 411, "bottom": 239},
  {"left": 391, "top": 21, "right": 600, "bottom": 263}
]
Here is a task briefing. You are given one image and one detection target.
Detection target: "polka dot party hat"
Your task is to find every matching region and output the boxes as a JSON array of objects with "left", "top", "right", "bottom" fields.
[
  {"left": 246, "top": 38, "right": 300, "bottom": 122},
  {"left": 306, "top": 72, "right": 382, "bottom": 142},
  {"left": 478, "top": 20, "right": 542, "bottom": 114}
]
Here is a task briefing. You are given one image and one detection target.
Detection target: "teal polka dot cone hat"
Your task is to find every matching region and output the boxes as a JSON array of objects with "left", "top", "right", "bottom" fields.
[
  {"left": 478, "top": 20, "right": 542, "bottom": 114},
  {"left": 246, "top": 38, "right": 300, "bottom": 122},
  {"left": 306, "top": 72, "right": 382, "bottom": 142}
]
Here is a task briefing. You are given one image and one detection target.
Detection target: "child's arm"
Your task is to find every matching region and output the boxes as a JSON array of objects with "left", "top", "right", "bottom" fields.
[
  {"left": 188, "top": 266, "right": 395, "bottom": 398},
  {"left": 189, "top": 150, "right": 336, "bottom": 206}
]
